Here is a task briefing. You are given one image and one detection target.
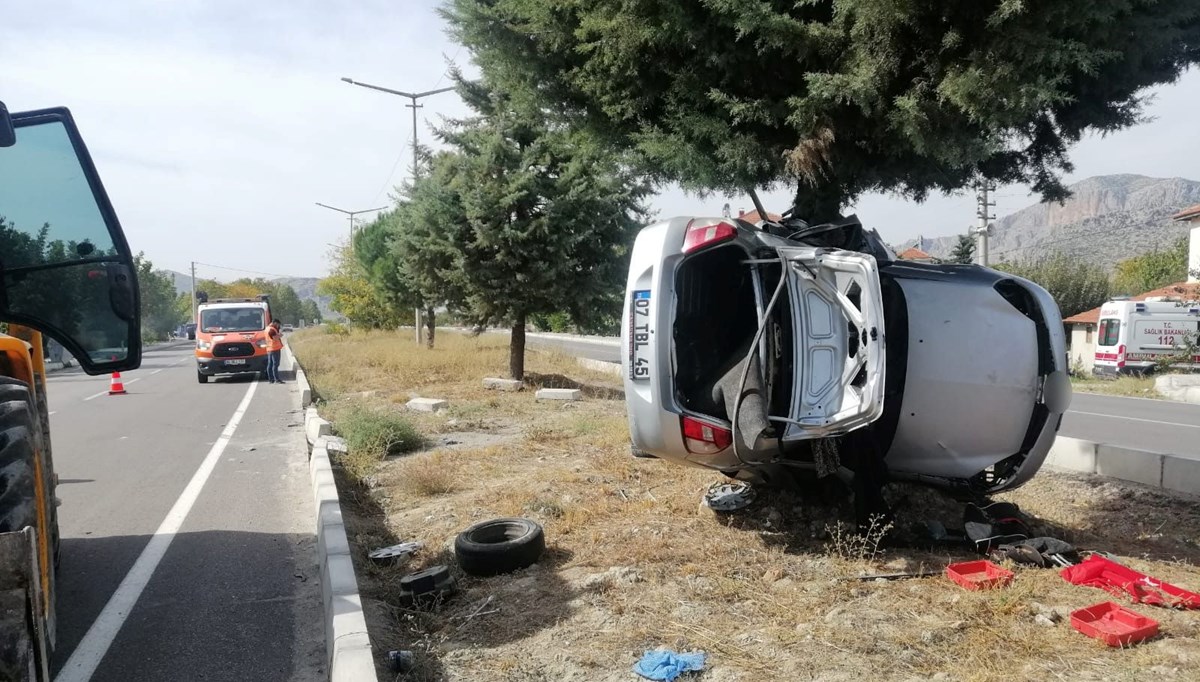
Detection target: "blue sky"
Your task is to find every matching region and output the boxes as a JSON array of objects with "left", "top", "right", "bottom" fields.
[{"left": 3, "top": 1, "right": 1198, "bottom": 277}]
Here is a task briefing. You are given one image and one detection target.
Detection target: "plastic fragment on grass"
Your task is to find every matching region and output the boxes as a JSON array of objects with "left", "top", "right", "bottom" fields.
[
  {"left": 633, "top": 649, "right": 707, "bottom": 681},
  {"left": 1061, "top": 554, "right": 1200, "bottom": 609}
]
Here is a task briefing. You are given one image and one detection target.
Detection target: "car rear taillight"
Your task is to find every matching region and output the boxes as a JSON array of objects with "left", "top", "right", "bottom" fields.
[
  {"left": 682, "top": 220, "right": 736, "bottom": 254},
  {"left": 1117, "top": 344, "right": 1126, "bottom": 369},
  {"left": 681, "top": 416, "right": 732, "bottom": 454}
]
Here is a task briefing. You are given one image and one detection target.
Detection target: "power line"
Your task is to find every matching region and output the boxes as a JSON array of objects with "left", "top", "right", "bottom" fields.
[{"left": 192, "top": 261, "right": 302, "bottom": 280}]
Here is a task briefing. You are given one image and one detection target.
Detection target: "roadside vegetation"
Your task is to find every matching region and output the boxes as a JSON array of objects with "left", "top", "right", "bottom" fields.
[
  {"left": 1071, "top": 373, "right": 1162, "bottom": 399},
  {"left": 293, "top": 327, "right": 1200, "bottom": 681}
]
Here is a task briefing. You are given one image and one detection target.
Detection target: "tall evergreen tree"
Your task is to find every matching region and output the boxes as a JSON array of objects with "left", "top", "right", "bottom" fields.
[
  {"left": 400, "top": 79, "right": 650, "bottom": 379},
  {"left": 444, "top": 0, "right": 1200, "bottom": 221}
]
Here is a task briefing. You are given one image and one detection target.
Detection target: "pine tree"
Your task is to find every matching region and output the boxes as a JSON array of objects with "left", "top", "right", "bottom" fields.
[
  {"left": 444, "top": 0, "right": 1200, "bottom": 222},
  {"left": 950, "top": 234, "right": 977, "bottom": 265},
  {"left": 398, "top": 79, "right": 650, "bottom": 379}
]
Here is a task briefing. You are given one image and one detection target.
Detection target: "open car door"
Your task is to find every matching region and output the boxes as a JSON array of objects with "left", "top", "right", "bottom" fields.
[
  {"left": 776, "top": 246, "right": 885, "bottom": 440},
  {"left": 0, "top": 104, "right": 141, "bottom": 373}
]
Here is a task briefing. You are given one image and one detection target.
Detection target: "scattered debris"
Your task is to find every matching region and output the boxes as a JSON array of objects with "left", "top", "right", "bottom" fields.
[
  {"left": 406, "top": 397, "right": 449, "bottom": 413},
  {"left": 1034, "top": 613, "right": 1057, "bottom": 628},
  {"left": 701, "top": 481, "right": 756, "bottom": 512},
  {"left": 387, "top": 650, "right": 415, "bottom": 673},
  {"left": 367, "top": 541, "right": 423, "bottom": 567},
  {"left": 398, "top": 565, "right": 457, "bottom": 608},
  {"left": 633, "top": 649, "right": 707, "bottom": 682},
  {"left": 1061, "top": 554, "right": 1200, "bottom": 608},
  {"left": 454, "top": 517, "right": 546, "bottom": 576},
  {"left": 1071, "top": 601, "right": 1160, "bottom": 646},
  {"left": 945, "top": 560, "right": 1014, "bottom": 591},
  {"left": 854, "top": 569, "right": 941, "bottom": 582}
]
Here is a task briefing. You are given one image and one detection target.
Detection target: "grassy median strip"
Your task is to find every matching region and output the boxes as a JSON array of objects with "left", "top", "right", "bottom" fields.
[{"left": 292, "top": 327, "right": 1200, "bottom": 682}]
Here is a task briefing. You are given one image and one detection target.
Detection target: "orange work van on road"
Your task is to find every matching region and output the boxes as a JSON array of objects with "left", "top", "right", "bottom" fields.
[{"left": 194, "top": 295, "right": 273, "bottom": 383}]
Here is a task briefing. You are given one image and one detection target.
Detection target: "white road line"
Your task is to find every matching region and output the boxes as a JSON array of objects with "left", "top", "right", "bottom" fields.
[
  {"left": 48, "top": 411, "right": 56, "bottom": 416},
  {"left": 151, "top": 369, "right": 163, "bottom": 375},
  {"left": 55, "top": 379, "right": 259, "bottom": 682},
  {"left": 1069, "top": 410, "right": 1200, "bottom": 429}
]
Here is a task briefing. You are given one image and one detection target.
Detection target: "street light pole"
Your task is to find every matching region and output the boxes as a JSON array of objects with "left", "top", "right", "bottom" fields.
[
  {"left": 340, "top": 77, "right": 455, "bottom": 180},
  {"left": 341, "top": 76, "right": 456, "bottom": 344},
  {"left": 314, "top": 202, "right": 386, "bottom": 243}
]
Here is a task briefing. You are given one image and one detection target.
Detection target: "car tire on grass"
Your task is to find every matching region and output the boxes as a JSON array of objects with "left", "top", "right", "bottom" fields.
[{"left": 454, "top": 518, "right": 545, "bottom": 577}]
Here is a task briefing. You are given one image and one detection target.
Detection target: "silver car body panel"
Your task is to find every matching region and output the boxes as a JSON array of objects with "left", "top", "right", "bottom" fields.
[
  {"left": 776, "top": 246, "right": 886, "bottom": 439},
  {"left": 621, "top": 218, "right": 1071, "bottom": 492}
]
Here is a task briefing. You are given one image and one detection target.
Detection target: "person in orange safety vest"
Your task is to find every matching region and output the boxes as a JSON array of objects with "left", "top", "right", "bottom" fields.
[{"left": 266, "top": 319, "right": 285, "bottom": 384}]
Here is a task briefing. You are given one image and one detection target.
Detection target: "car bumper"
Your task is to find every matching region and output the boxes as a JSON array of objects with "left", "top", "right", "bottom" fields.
[{"left": 197, "top": 355, "right": 268, "bottom": 376}]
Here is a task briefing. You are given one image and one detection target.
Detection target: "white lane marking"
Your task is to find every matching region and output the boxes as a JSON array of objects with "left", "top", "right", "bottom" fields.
[
  {"left": 48, "top": 411, "right": 56, "bottom": 416},
  {"left": 1069, "top": 410, "right": 1200, "bottom": 429},
  {"left": 55, "top": 379, "right": 259, "bottom": 682},
  {"left": 151, "top": 369, "right": 163, "bottom": 375}
]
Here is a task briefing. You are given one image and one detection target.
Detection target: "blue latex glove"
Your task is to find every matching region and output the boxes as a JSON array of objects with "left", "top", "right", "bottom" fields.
[{"left": 633, "top": 649, "right": 707, "bottom": 681}]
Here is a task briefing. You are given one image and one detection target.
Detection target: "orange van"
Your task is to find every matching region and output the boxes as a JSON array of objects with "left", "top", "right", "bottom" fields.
[{"left": 194, "top": 295, "right": 273, "bottom": 383}]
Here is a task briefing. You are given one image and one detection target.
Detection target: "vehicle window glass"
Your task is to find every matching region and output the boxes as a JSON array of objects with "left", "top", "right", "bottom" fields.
[
  {"left": 0, "top": 122, "right": 116, "bottom": 268},
  {"left": 201, "top": 309, "right": 265, "bottom": 332},
  {"left": 1, "top": 118, "right": 134, "bottom": 365},
  {"left": 1098, "top": 319, "right": 1120, "bottom": 347}
]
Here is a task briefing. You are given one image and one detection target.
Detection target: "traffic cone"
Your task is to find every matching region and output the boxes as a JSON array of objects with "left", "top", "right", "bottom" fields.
[{"left": 109, "top": 372, "right": 127, "bottom": 395}]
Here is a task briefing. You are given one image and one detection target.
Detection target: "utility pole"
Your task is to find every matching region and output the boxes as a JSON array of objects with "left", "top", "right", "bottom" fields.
[
  {"left": 190, "top": 261, "right": 197, "bottom": 325},
  {"left": 341, "top": 77, "right": 457, "bottom": 345},
  {"left": 974, "top": 180, "right": 996, "bottom": 266}
]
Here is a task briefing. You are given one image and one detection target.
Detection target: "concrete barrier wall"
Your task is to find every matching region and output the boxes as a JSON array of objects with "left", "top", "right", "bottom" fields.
[
  {"left": 293, "top": 344, "right": 380, "bottom": 682},
  {"left": 1046, "top": 436, "right": 1197, "bottom": 496}
]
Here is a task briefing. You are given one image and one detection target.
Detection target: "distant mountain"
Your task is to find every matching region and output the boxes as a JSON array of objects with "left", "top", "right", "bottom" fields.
[
  {"left": 163, "top": 270, "right": 334, "bottom": 318},
  {"left": 908, "top": 175, "right": 1200, "bottom": 269}
]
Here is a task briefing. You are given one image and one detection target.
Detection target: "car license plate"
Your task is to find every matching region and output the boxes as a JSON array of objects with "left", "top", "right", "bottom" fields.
[
  {"left": 224, "top": 359, "right": 246, "bottom": 366},
  {"left": 629, "top": 290, "right": 652, "bottom": 380}
]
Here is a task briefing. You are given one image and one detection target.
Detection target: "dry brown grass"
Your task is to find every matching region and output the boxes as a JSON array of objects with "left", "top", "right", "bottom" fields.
[{"left": 295, "top": 327, "right": 1200, "bottom": 682}]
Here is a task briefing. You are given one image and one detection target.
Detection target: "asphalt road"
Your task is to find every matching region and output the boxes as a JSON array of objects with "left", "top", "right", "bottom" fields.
[
  {"left": 523, "top": 334, "right": 1200, "bottom": 460},
  {"left": 1061, "top": 392, "right": 1200, "bottom": 460},
  {"left": 46, "top": 342, "right": 322, "bottom": 682}
]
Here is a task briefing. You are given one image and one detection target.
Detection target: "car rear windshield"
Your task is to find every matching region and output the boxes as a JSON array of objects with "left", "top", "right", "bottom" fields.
[
  {"left": 1098, "top": 318, "right": 1120, "bottom": 347},
  {"left": 201, "top": 308, "right": 265, "bottom": 332}
]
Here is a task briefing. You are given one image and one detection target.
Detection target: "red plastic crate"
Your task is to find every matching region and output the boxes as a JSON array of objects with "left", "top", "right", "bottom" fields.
[
  {"left": 1071, "top": 601, "right": 1159, "bottom": 647},
  {"left": 945, "top": 560, "right": 1014, "bottom": 591}
]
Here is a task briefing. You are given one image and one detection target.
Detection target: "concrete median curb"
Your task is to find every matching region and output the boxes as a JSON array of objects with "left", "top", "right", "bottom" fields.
[
  {"left": 294, "top": 346, "right": 380, "bottom": 682},
  {"left": 1046, "top": 436, "right": 1200, "bottom": 496}
]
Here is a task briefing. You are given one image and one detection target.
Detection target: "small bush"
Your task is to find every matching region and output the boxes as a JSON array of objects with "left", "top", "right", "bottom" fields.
[
  {"left": 334, "top": 404, "right": 422, "bottom": 480},
  {"left": 325, "top": 322, "right": 350, "bottom": 336}
]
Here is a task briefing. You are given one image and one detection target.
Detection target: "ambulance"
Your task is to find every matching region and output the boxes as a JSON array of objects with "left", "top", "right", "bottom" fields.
[
  {"left": 1093, "top": 297, "right": 1200, "bottom": 376},
  {"left": 194, "top": 294, "right": 273, "bottom": 383}
]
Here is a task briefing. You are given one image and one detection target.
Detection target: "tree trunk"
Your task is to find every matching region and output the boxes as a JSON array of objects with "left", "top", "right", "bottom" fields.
[
  {"left": 509, "top": 312, "right": 527, "bottom": 381},
  {"left": 424, "top": 306, "right": 436, "bottom": 349},
  {"left": 792, "top": 181, "right": 846, "bottom": 225}
]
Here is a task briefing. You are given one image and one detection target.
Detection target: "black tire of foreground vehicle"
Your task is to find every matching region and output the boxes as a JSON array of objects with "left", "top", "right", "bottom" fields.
[
  {"left": 0, "top": 377, "right": 53, "bottom": 681},
  {"left": 454, "top": 518, "right": 546, "bottom": 577},
  {"left": 197, "top": 371, "right": 208, "bottom": 384}
]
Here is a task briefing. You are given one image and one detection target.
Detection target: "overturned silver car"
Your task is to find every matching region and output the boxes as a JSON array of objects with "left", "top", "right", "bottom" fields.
[{"left": 621, "top": 213, "right": 1071, "bottom": 499}]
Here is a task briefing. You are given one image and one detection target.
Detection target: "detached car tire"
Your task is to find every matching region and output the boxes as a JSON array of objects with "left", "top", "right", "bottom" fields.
[{"left": 454, "top": 518, "right": 545, "bottom": 577}]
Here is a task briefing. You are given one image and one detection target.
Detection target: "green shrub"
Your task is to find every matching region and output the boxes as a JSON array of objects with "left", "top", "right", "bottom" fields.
[
  {"left": 332, "top": 404, "right": 422, "bottom": 480},
  {"left": 325, "top": 322, "right": 350, "bottom": 336}
]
